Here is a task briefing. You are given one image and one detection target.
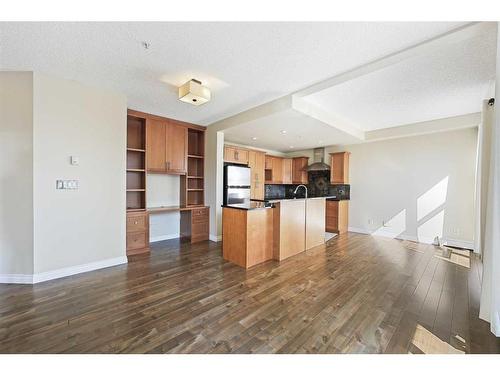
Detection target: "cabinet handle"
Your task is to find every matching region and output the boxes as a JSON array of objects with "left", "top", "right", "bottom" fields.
[{"left": 166, "top": 161, "right": 170, "bottom": 170}]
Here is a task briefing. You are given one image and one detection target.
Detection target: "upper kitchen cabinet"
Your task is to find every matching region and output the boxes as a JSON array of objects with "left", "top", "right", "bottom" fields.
[
  {"left": 265, "top": 156, "right": 301, "bottom": 185},
  {"left": 330, "top": 152, "right": 350, "bottom": 184},
  {"left": 265, "top": 155, "right": 283, "bottom": 184},
  {"left": 146, "top": 118, "right": 167, "bottom": 173},
  {"left": 146, "top": 119, "right": 187, "bottom": 174},
  {"left": 292, "top": 157, "right": 309, "bottom": 184},
  {"left": 282, "top": 158, "right": 293, "bottom": 184},
  {"left": 224, "top": 146, "right": 249, "bottom": 164},
  {"left": 166, "top": 122, "right": 188, "bottom": 174},
  {"left": 248, "top": 150, "right": 265, "bottom": 200},
  {"left": 264, "top": 155, "right": 283, "bottom": 184}
]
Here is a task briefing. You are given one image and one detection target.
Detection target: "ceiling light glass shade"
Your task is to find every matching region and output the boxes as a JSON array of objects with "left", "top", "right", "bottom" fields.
[{"left": 178, "top": 79, "right": 211, "bottom": 106}]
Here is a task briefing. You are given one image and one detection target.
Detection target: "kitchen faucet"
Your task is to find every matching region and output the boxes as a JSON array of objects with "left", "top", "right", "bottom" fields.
[{"left": 293, "top": 184, "right": 308, "bottom": 199}]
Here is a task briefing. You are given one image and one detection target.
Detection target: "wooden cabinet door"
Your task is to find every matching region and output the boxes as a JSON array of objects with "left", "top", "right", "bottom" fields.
[
  {"left": 265, "top": 155, "right": 272, "bottom": 169},
  {"left": 224, "top": 146, "right": 235, "bottom": 162},
  {"left": 146, "top": 118, "right": 167, "bottom": 173},
  {"left": 325, "top": 200, "right": 349, "bottom": 233},
  {"left": 236, "top": 148, "right": 249, "bottom": 164},
  {"left": 224, "top": 146, "right": 248, "bottom": 164},
  {"left": 325, "top": 200, "right": 338, "bottom": 233},
  {"left": 330, "top": 152, "right": 350, "bottom": 184},
  {"left": 254, "top": 151, "right": 265, "bottom": 199},
  {"left": 248, "top": 151, "right": 265, "bottom": 199},
  {"left": 248, "top": 151, "right": 256, "bottom": 199},
  {"left": 264, "top": 155, "right": 285, "bottom": 184},
  {"left": 166, "top": 122, "right": 187, "bottom": 174},
  {"left": 292, "top": 157, "right": 309, "bottom": 184},
  {"left": 271, "top": 157, "right": 283, "bottom": 184},
  {"left": 338, "top": 201, "right": 349, "bottom": 234},
  {"left": 282, "top": 158, "right": 293, "bottom": 184}
]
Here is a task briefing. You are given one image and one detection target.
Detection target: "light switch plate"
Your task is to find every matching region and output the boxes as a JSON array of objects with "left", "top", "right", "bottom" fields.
[
  {"left": 70, "top": 156, "right": 79, "bottom": 166},
  {"left": 56, "top": 180, "right": 79, "bottom": 190}
]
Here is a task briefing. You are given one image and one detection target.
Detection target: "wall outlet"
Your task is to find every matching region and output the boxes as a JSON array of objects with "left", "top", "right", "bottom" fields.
[{"left": 56, "top": 180, "right": 79, "bottom": 190}]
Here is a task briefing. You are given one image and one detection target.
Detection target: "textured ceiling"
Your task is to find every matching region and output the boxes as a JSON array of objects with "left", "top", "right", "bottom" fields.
[
  {"left": 305, "top": 28, "right": 496, "bottom": 130},
  {"left": 0, "top": 22, "right": 466, "bottom": 125},
  {"left": 223, "top": 108, "right": 361, "bottom": 152}
]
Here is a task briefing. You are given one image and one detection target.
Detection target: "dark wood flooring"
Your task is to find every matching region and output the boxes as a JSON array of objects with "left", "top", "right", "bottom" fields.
[{"left": 0, "top": 233, "right": 499, "bottom": 353}]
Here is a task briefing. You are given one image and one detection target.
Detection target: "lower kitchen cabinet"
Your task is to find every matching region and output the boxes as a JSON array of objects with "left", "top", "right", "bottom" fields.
[
  {"left": 126, "top": 211, "right": 150, "bottom": 256},
  {"left": 326, "top": 200, "right": 349, "bottom": 234}
]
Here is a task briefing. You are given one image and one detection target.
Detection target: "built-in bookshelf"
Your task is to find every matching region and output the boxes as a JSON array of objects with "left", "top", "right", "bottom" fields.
[
  {"left": 180, "top": 128, "right": 205, "bottom": 207},
  {"left": 126, "top": 115, "right": 147, "bottom": 211}
]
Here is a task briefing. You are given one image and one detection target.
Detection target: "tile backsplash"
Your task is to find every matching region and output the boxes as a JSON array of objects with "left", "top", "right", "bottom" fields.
[{"left": 264, "top": 170, "right": 350, "bottom": 200}]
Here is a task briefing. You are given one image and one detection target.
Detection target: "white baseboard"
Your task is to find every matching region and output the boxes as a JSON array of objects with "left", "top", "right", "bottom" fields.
[
  {"left": 0, "top": 274, "right": 34, "bottom": 284},
  {"left": 0, "top": 256, "right": 128, "bottom": 285},
  {"left": 33, "top": 256, "right": 128, "bottom": 284},
  {"left": 150, "top": 233, "right": 179, "bottom": 242},
  {"left": 444, "top": 238, "right": 475, "bottom": 250},
  {"left": 348, "top": 226, "right": 370, "bottom": 235},
  {"left": 492, "top": 312, "right": 500, "bottom": 337},
  {"left": 209, "top": 234, "right": 222, "bottom": 242}
]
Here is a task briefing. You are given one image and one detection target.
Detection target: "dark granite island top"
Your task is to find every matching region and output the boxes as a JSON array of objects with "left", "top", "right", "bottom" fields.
[{"left": 221, "top": 201, "right": 274, "bottom": 210}]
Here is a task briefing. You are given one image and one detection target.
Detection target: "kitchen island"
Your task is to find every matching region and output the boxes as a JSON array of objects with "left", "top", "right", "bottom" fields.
[
  {"left": 222, "top": 201, "right": 275, "bottom": 268},
  {"left": 221, "top": 197, "right": 326, "bottom": 268}
]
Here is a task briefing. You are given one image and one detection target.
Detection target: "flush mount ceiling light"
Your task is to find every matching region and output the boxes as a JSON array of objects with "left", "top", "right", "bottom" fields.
[
  {"left": 251, "top": 137, "right": 258, "bottom": 140},
  {"left": 280, "top": 130, "right": 287, "bottom": 134},
  {"left": 178, "top": 79, "right": 211, "bottom": 106}
]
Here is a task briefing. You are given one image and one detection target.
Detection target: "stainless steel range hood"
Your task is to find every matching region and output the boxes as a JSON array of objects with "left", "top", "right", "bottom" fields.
[{"left": 307, "top": 148, "right": 330, "bottom": 171}]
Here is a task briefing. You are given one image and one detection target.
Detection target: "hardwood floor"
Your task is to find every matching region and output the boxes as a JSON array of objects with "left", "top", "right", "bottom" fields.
[{"left": 0, "top": 233, "right": 499, "bottom": 353}]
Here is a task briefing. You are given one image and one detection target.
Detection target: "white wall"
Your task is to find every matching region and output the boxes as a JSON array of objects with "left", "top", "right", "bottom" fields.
[
  {"left": 0, "top": 72, "right": 34, "bottom": 277},
  {"left": 147, "top": 174, "right": 180, "bottom": 241},
  {"left": 205, "top": 128, "right": 224, "bottom": 241},
  {"left": 32, "top": 73, "right": 127, "bottom": 274},
  {"left": 288, "top": 127, "right": 478, "bottom": 247}
]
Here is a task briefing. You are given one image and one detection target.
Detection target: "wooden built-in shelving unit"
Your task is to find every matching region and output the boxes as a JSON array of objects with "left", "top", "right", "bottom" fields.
[
  {"left": 126, "top": 112, "right": 150, "bottom": 256},
  {"left": 181, "top": 128, "right": 205, "bottom": 207},
  {"left": 125, "top": 109, "right": 209, "bottom": 252},
  {"left": 126, "top": 115, "right": 147, "bottom": 211}
]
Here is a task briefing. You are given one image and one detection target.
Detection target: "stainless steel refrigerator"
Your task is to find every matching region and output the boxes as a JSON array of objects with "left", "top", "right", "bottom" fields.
[{"left": 223, "top": 164, "right": 251, "bottom": 205}]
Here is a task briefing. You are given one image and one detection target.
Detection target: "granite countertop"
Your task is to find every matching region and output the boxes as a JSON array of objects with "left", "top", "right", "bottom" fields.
[
  {"left": 266, "top": 195, "right": 348, "bottom": 202},
  {"left": 222, "top": 201, "right": 275, "bottom": 211}
]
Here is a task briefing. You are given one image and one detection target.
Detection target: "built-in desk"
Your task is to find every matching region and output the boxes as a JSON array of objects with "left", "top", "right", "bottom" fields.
[
  {"left": 147, "top": 205, "right": 204, "bottom": 213},
  {"left": 148, "top": 206, "right": 209, "bottom": 244}
]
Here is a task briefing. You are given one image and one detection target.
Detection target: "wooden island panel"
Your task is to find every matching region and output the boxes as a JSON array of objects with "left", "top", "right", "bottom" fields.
[
  {"left": 273, "top": 200, "right": 306, "bottom": 261},
  {"left": 222, "top": 207, "right": 274, "bottom": 268},
  {"left": 306, "top": 198, "right": 326, "bottom": 249}
]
